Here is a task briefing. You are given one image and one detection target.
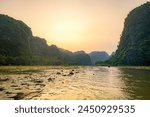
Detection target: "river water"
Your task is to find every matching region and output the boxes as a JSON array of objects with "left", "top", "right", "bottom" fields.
[{"left": 0, "top": 66, "right": 150, "bottom": 100}]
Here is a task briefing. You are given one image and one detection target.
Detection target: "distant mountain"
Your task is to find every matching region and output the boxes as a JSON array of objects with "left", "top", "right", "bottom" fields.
[
  {"left": 0, "top": 14, "right": 92, "bottom": 65},
  {"left": 107, "top": 2, "right": 150, "bottom": 66},
  {"left": 59, "top": 48, "right": 76, "bottom": 64},
  {"left": 89, "top": 51, "right": 109, "bottom": 65},
  {"left": 74, "top": 51, "right": 92, "bottom": 65},
  {"left": 59, "top": 49, "right": 92, "bottom": 65}
]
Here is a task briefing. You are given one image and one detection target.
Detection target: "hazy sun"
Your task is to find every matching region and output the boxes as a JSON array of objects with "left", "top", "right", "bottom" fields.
[{"left": 49, "top": 20, "right": 85, "bottom": 43}]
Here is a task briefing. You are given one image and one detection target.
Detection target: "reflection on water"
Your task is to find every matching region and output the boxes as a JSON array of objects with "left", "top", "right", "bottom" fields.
[
  {"left": 0, "top": 66, "right": 150, "bottom": 100},
  {"left": 118, "top": 68, "right": 150, "bottom": 99}
]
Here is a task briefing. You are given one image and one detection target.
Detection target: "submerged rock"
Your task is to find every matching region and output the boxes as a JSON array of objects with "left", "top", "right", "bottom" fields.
[
  {"left": 21, "top": 83, "right": 30, "bottom": 86},
  {"left": 48, "top": 78, "right": 55, "bottom": 82},
  {"left": 15, "top": 88, "right": 22, "bottom": 90},
  {"left": 56, "top": 72, "right": 61, "bottom": 75},
  {"left": 62, "top": 75, "right": 67, "bottom": 76},
  {"left": 5, "top": 91, "right": 13, "bottom": 94},
  {"left": 10, "top": 92, "right": 25, "bottom": 100},
  {"left": 11, "top": 85, "right": 18, "bottom": 87},
  {"left": 35, "top": 84, "right": 45, "bottom": 87},
  {"left": 0, "top": 87, "right": 4, "bottom": 91},
  {"left": 0, "top": 78, "right": 9, "bottom": 82},
  {"left": 31, "top": 80, "right": 43, "bottom": 84},
  {"left": 69, "top": 71, "right": 74, "bottom": 75}
]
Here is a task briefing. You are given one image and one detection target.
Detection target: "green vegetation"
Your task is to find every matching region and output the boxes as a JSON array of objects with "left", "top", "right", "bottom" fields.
[
  {"left": 0, "top": 14, "right": 92, "bottom": 66},
  {"left": 98, "top": 2, "right": 150, "bottom": 66}
]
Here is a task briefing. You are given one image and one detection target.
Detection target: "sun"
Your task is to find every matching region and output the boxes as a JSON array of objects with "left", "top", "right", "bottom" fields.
[
  {"left": 53, "top": 21, "right": 78, "bottom": 34},
  {"left": 49, "top": 20, "right": 85, "bottom": 43}
]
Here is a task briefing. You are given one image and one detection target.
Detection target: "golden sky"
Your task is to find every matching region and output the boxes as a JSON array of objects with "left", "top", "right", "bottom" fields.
[{"left": 0, "top": 0, "right": 148, "bottom": 54}]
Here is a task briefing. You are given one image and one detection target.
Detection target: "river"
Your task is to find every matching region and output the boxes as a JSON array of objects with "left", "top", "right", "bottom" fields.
[{"left": 0, "top": 66, "right": 150, "bottom": 100}]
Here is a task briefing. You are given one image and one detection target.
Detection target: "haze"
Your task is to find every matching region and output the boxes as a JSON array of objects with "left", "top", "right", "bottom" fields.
[{"left": 0, "top": 0, "right": 148, "bottom": 54}]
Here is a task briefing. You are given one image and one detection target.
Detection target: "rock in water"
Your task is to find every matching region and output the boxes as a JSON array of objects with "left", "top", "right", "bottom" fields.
[
  {"left": 48, "top": 78, "right": 55, "bottom": 82},
  {"left": 10, "top": 92, "right": 25, "bottom": 100},
  {"left": 0, "top": 87, "right": 4, "bottom": 91},
  {"left": 69, "top": 71, "right": 74, "bottom": 76},
  {"left": 0, "top": 78, "right": 9, "bottom": 82}
]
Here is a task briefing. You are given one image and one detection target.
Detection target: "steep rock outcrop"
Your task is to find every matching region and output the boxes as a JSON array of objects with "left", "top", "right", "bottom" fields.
[
  {"left": 108, "top": 2, "right": 150, "bottom": 65},
  {"left": 0, "top": 14, "right": 92, "bottom": 65}
]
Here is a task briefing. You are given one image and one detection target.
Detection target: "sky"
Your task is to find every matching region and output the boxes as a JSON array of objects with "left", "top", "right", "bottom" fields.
[{"left": 0, "top": 0, "right": 149, "bottom": 54}]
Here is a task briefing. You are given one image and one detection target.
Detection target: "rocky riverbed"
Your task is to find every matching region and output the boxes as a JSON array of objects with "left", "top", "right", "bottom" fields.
[{"left": 0, "top": 66, "right": 150, "bottom": 100}]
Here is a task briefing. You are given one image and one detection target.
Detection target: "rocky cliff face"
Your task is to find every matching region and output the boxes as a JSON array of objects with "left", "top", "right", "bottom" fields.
[
  {"left": 0, "top": 14, "right": 33, "bottom": 65},
  {"left": 0, "top": 14, "right": 92, "bottom": 65},
  {"left": 109, "top": 2, "right": 150, "bottom": 65}
]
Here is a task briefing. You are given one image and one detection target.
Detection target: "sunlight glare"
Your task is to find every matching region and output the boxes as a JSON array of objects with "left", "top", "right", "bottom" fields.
[{"left": 50, "top": 20, "right": 85, "bottom": 42}]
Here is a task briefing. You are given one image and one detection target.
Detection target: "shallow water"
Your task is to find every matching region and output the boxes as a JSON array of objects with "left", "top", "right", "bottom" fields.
[{"left": 0, "top": 66, "right": 150, "bottom": 100}]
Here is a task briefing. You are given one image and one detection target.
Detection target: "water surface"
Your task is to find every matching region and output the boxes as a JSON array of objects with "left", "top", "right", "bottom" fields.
[{"left": 0, "top": 66, "right": 150, "bottom": 100}]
